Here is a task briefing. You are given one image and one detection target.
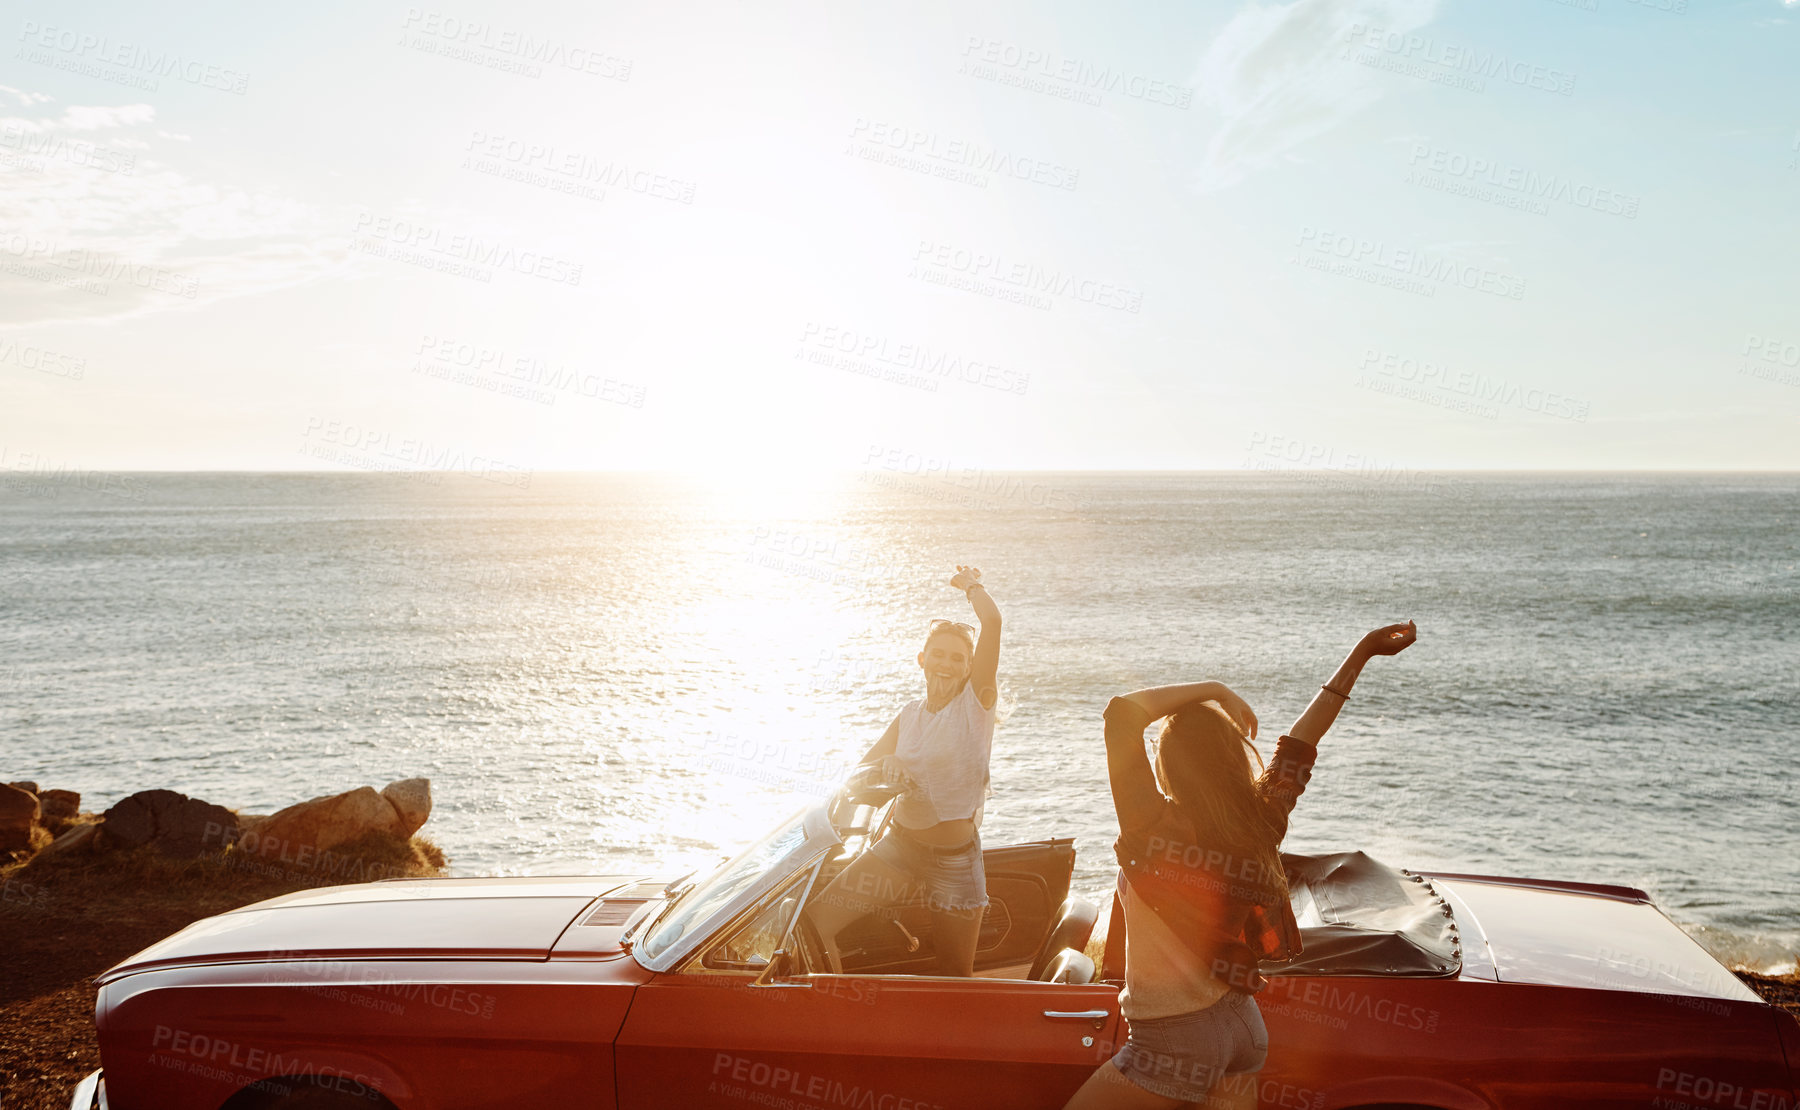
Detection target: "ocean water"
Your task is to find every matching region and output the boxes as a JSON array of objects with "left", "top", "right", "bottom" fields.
[{"left": 2, "top": 471, "right": 1795, "bottom": 972}]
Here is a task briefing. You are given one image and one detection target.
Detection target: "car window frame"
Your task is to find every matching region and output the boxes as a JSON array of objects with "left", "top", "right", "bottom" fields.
[
  {"left": 681, "top": 857, "right": 1111, "bottom": 990},
  {"left": 694, "top": 860, "right": 826, "bottom": 973},
  {"left": 633, "top": 805, "right": 842, "bottom": 974},
  {"left": 652, "top": 798, "right": 1110, "bottom": 989}
]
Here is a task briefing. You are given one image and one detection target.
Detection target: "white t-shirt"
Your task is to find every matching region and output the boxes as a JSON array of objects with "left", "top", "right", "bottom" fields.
[{"left": 893, "top": 681, "right": 996, "bottom": 830}]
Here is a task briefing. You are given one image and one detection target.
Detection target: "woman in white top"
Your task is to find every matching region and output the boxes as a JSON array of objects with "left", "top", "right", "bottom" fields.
[{"left": 806, "top": 565, "right": 1002, "bottom": 977}]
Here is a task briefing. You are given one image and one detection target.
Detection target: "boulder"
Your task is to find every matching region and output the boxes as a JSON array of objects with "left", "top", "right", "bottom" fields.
[
  {"left": 380, "top": 778, "right": 432, "bottom": 838},
  {"left": 37, "top": 821, "right": 98, "bottom": 858},
  {"left": 102, "top": 789, "right": 240, "bottom": 858},
  {"left": 0, "top": 784, "right": 39, "bottom": 852},
  {"left": 39, "top": 789, "right": 80, "bottom": 824},
  {"left": 254, "top": 786, "right": 402, "bottom": 856},
  {"left": 7, "top": 781, "right": 39, "bottom": 796}
]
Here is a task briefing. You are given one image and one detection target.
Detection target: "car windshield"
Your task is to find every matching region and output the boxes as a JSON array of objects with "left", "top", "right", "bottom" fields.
[{"left": 638, "top": 813, "right": 812, "bottom": 963}]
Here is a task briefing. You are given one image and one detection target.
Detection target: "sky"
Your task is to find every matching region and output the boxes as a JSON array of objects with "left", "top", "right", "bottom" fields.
[{"left": 2, "top": 0, "right": 1798, "bottom": 475}]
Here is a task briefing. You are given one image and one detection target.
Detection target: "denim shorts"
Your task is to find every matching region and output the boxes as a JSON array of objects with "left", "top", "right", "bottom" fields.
[
  {"left": 1112, "top": 991, "right": 1269, "bottom": 1101},
  {"left": 867, "top": 827, "right": 989, "bottom": 916}
]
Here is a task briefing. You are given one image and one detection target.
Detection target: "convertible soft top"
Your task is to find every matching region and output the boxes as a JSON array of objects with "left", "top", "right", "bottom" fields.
[{"left": 1263, "top": 851, "right": 1461, "bottom": 979}]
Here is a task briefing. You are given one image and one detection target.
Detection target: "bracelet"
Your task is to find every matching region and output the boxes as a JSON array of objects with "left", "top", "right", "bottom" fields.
[
  {"left": 964, "top": 582, "right": 986, "bottom": 594},
  {"left": 1320, "top": 684, "right": 1351, "bottom": 700}
]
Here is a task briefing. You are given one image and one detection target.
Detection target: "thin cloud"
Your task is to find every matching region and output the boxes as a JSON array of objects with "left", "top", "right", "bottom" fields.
[
  {"left": 0, "top": 91, "right": 340, "bottom": 329},
  {"left": 1, "top": 103, "right": 155, "bottom": 134},
  {"left": 0, "top": 84, "right": 54, "bottom": 106},
  {"left": 1191, "top": 0, "right": 1440, "bottom": 192}
]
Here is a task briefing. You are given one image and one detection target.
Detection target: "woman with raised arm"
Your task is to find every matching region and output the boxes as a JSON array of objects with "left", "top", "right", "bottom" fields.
[
  {"left": 804, "top": 566, "right": 1002, "bottom": 977},
  {"left": 1064, "top": 621, "right": 1417, "bottom": 1110}
]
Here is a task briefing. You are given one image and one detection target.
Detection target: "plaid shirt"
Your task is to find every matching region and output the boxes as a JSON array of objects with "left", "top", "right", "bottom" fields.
[{"left": 1105, "top": 696, "right": 1317, "bottom": 994}]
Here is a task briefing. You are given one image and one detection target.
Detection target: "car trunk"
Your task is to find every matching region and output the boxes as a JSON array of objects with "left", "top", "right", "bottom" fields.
[{"left": 1427, "top": 872, "right": 1764, "bottom": 1001}]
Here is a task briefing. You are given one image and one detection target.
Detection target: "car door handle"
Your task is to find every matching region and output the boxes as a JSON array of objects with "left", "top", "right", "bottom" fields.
[{"left": 1043, "top": 1010, "right": 1110, "bottom": 1021}]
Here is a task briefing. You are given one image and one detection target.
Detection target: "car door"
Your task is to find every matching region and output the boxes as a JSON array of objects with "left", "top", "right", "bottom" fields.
[
  {"left": 834, "top": 838, "right": 1077, "bottom": 977},
  {"left": 614, "top": 970, "right": 1123, "bottom": 1110}
]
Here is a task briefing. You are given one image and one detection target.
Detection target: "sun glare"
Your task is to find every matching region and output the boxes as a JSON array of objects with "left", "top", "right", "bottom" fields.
[{"left": 681, "top": 462, "right": 855, "bottom": 519}]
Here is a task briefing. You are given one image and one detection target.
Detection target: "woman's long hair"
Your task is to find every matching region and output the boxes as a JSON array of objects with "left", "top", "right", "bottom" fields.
[{"left": 1153, "top": 701, "right": 1289, "bottom": 910}]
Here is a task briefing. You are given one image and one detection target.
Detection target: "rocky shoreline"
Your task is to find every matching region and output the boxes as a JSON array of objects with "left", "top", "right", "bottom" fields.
[
  {"left": 1, "top": 779, "right": 448, "bottom": 1110},
  {"left": 2, "top": 777, "right": 436, "bottom": 868}
]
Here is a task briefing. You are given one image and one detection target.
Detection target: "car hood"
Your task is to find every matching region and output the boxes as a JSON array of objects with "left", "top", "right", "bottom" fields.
[
  {"left": 98, "top": 875, "right": 655, "bottom": 984},
  {"left": 1428, "top": 873, "right": 1763, "bottom": 1002}
]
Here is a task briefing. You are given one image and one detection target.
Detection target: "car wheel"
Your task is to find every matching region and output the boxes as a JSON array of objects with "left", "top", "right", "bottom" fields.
[{"left": 277, "top": 1088, "right": 395, "bottom": 1110}]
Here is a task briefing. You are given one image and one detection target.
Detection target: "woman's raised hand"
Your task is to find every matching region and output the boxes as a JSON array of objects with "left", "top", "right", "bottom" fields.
[
  {"left": 1360, "top": 620, "right": 1418, "bottom": 657},
  {"left": 1208, "top": 683, "right": 1259, "bottom": 739},
  {"left": 949, "top": 565, "right": 982, "bottom": 592}
]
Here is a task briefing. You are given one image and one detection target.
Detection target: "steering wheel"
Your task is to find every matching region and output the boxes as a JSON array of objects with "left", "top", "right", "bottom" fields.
[{"left": 827, "top": 775, "right": 908, "bottom": 834}]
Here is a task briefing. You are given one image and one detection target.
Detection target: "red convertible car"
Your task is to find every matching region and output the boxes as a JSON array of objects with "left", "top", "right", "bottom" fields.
[{"left": 73, "top": 782, "right": 1797, "bottom": 1109}]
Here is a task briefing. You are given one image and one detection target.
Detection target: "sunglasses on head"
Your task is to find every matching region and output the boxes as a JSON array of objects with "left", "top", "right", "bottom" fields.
[{"left": 928, "top": 619, "right": 975, "bottom": 635}]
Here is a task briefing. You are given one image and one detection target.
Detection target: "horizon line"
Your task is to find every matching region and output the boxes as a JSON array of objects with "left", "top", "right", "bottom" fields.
[{"left": 23, "top": 467, "right": 1800, "bottom": 476}]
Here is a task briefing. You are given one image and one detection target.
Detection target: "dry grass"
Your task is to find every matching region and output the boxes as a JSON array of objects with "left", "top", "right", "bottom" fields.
[{"left": 1735, "top": 967, "right": 1800, "bottom": 1017}]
